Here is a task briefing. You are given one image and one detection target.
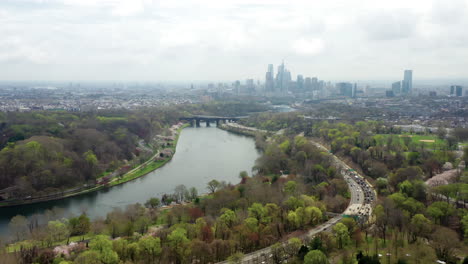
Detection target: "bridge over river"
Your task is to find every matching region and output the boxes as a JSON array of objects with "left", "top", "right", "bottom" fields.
[{"left": 179, "top": 115, "right": 247, "bottom": 127}]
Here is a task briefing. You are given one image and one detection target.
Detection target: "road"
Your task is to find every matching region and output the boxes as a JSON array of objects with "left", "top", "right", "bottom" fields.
[{"left": 216, "top": 139, "right": 375, "bottom": 264}]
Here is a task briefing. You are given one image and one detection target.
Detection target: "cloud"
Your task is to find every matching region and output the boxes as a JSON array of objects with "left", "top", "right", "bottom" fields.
[
  {"left": 359, "top": 9, "right": 420, "bottom": 40},
  {"left": 291, "top": 38, "right": 325, "bottom": 56},
  {"left": 1, "top": 0, "right": 468, "bottom": 80}
]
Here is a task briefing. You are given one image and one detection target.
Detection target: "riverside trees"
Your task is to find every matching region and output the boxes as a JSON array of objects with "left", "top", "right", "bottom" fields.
[{"left": 0, "top": 109, "right": 183, "bottom": 200}]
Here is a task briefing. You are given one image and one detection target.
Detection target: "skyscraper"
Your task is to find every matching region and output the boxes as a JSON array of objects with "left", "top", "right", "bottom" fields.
[
  {"left": 337, "top": 82, "right": 353, "bottom": 97},
  {"left": 296, "top": 75, "right": 304, "bottom": 91},
  {"left": 392, "top": 81, "right": 401, "bottom": 95},
  {"left": 304, "top": 77, "right": 312, "bottom": 91},
  {"left": 450, "top": 85, "right": 463, "bottom": 96},
  {"left": 275, "top": 61, "right": 290, "bottom": 93},
  {"left": 311, "top": 77, "right": 318, "bottom": 90},
  {"left": 265, "top": 64, "right": 275, "bottom": 92},
  {"left": 402, "top": 70, "right": 412, "bottom": 94},
  {"left": 456, "top": 86, "right": 463, "bottom": 97}
]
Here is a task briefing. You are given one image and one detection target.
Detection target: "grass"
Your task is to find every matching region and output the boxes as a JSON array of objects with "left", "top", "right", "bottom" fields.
[
  {"left": 109, "top": 123, "right": 188, "bottom": 186},
  {"left": 96, "top": 116, "right": 127, "bottom": 122},
  {"left": 6, "top": 233, "right": 97, "bottom": 253},
  {"left": 377, "top": 133, "right": 447, "bottom": 150}
]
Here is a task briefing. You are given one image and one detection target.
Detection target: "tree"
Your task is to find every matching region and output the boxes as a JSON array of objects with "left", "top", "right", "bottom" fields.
[
  {"left": 271, "top": 242, "right": 285, "bottom": 264},
  {"left": 168, "top": 227, "right": 189, "bottom": 263},
  {"left": 333, "top": 223, "right": 349, "bottom": 249},
  {"left": 462, "top": 214, "right": 468, "bottom": 243},
  {"left": 46, "top": 220, "right": 70, "bottom": 246},
  {"left": 219, "top": 209, "right": 237, "bottom": 228},
  {"left": 138, "top": 236, "right": 162, "bottom": 264},
  {"left": 409, "top": 214, "right": 431, "bottom": 242},
  {"left": 430, "top": 226, "right": 460, "bottom": 262},
  {"left": 89, "top": 235, "right": 119, "bottom": 264},
  {"left": 145, "top": 197, "right": 160, "bottom": 209},
  {"left": 207, "top": 179, "right": 220, "bottom": 193},
  {"left": 74, "top": 250, "right": 101, "bottom": 264},
  {"left": 188, "top": 187, "right": 198, "bottom": 200},
  {"left": 427, "top": 201, "right": 454, "bottom": 225},
  {"left": 174, "top": 184, "right": 187, "bottom": 202},
  {"left": 284, "top": 181, "right": 298, "bottom": 196},
  {"left": 304, "top": 250, "right": 329, "bottom": 264},
  {"left": 69, "top": 213, "right": 91, "bottom": 238},
  {"left": 9, "top": 215, "right": 29, "bottom": 241},
  {"left": 248, "top": 203, "right": 268, "bottom": 223},
  {"left": 436, "top": 126, "right": 447, "bottom": 139},
  {"left": 227, "top": 252, "right": 244, "bottom": 264},
  {"left": 285, "top": 237, "right": 302, "bottom": 256}
]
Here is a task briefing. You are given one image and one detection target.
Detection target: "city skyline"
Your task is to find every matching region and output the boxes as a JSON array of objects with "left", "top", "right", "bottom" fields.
[{"left": 1, "top": 0, "right": 468, "bottom": 81}]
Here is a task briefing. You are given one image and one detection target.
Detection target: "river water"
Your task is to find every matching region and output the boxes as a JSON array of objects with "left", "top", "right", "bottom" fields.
[{"left": 0, "top": 125, "right": 260, "bottom": 238}]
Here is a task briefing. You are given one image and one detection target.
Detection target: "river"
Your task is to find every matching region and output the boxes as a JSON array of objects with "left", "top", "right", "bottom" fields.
[{"left": 0, "top": 125, "right": 260, "bottom": 238}]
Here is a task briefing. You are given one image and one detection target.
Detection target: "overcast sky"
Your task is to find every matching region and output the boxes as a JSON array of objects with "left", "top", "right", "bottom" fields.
[{"left": 1, "top": 0, "right": 468, "bottom": 82}]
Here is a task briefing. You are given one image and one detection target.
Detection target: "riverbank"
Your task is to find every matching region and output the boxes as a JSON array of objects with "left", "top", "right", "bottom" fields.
[
  {"left": 0, "top": 123, "right": 189, "bottom": 208},
  {"left": 218, "top": 123, "right": 270, "bottom": 137}
]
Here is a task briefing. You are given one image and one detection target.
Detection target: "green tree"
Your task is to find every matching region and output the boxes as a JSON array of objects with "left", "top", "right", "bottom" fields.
[
  {"left": 333, "top": 223, "right": 349, "bottom": 249},
  {"left": 409, "top": 214, "right": 432, "bottom": 242},
  {"left": 304, "top": 250, "right": 329, "bottom": 264},
  {"left": 248, "top": 203, "right": 269, "bottom": 223},
  {"left": 138, "top": 236, "right": 162, "bottom": 263},
  {"left": 227, "top": 252, "right": 244, "bottom": 264},
  {"left": 144, "top": 197, "right": 160, "bottom": 209},
  {"left": 219, "top": 208, "right": 237, "bottom": 228},
  {"left": 207, "top": 179, "right": 220, "bottom": 193},
  {"left": 168, "top": 227, "right": 189, "bottom": 263}
]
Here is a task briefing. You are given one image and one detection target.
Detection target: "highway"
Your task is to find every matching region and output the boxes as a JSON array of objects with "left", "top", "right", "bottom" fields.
[{"left": 216, "top": 139, "right": 376, "bottom": 264}]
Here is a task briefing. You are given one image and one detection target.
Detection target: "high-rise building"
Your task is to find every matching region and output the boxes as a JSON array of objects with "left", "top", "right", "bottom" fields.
[
  {"left": 296, "top": 75, "right": 304, "bottom": 91},
  {"left": 336, "top": 82, "right": 353, "bottom": 97},
  {"left": 265, "top": 64, "right": 275, "bottom": 92},
  {"left": 352, "top": 83, "right": 357, "bottom": 98},
  {"left": 246, "top": 79, "right": 255, "bottom": 94},
  {"left": 304, "top": 77, "right": 312, "bottom": 91},
  {"left": 311, "top": 77, "right": 318, "bottom": 90},
  {"left": 275, "top": 61, "right": 290, "bottom": 93},
  {"left": 402, "top": 70, "right": 412, "bottom": 94},
  {"left": 392, "top": 81, "right": 401, "bottom": 95},
  {"left": 456, "top": 86, "right": 463, "bottom": 97},
  {"left": 450, "top": 85, "right": 463, "bottom": 96}
]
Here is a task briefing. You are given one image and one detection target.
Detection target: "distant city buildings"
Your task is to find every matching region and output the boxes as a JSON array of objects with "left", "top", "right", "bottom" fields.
[
  {"left": 450, "top": 85, "right": 463, "bottom": 97},
  {"left": 337, "top": 82, "right": 353, "bottom": 97},
  {"left": 392, "top": 81, "right": 401, "bottom": 95},
  {"left": 264, "top": 62, "right": 324, "bottom": 97},
  {"left": 402, "top": 70, "right": 413, "bottom": 94}
]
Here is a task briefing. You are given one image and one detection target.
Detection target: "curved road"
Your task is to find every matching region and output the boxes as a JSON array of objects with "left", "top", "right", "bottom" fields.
[{"left": 217, "top": 138, "right": 376, "bottom": 264}]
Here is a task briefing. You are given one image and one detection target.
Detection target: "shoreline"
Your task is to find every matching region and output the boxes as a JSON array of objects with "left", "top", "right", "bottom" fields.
[
  {"left": 0, "top": 123, "right": 189, "bottom": 208},
  {"left": 218, "top": 123, "right": 270, "bottom": 137}
]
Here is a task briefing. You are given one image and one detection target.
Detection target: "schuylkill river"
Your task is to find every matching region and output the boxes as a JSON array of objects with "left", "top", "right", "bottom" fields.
[{"left": 0, "top": 125, "right": 260, "bottom": 238}]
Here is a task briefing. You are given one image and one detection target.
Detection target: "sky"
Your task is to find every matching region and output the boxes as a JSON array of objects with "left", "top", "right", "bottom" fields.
[{"left": 1, "top": 0, "right": 468, "bottom": 82}]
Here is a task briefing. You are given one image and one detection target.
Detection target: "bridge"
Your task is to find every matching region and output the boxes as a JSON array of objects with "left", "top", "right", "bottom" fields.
[{"left": 179, "top": 115, "right": 246, "bottom": 127}]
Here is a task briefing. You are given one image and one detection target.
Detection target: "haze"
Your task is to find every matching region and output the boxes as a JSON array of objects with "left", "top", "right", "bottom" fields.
[{"left": 1, "top": 0, "right": 468, "bottom": 81}]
